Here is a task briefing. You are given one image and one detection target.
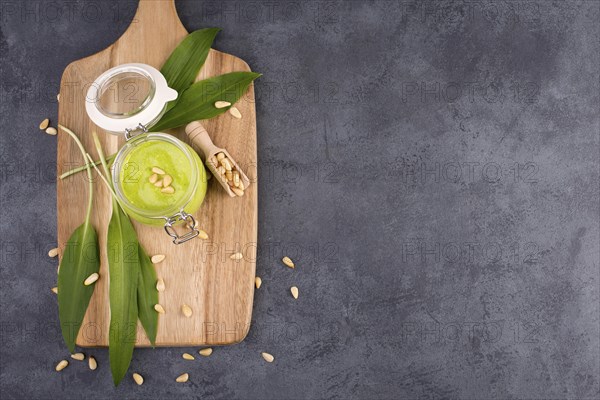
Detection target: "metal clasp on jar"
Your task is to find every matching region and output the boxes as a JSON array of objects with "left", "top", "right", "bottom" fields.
[
  {"left": 163, "top": 211, "right": 199, "bottom": 244},
  {"left": 124, "top": 123, "right": 148, "bottom": 141}
]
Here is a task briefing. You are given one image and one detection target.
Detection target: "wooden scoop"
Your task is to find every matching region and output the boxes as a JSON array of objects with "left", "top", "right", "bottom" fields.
[{"left": 185, "top": 120, "right": 250, "bottom": 197}]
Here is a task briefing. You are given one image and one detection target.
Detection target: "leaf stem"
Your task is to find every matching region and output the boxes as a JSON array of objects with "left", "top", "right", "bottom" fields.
[
  {"left": 58, "top": 125, "right": 94, "bottom": 223},
  {"left": 60, "top": 154, "right": 115, "bottom": 180},
  {"left": 92, "top": 131, "right": 112, "bottom": 186}
]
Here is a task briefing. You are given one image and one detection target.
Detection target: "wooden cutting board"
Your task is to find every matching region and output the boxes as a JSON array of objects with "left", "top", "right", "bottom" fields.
[{"left": 57, "top": 0, "right": 257, "bottom": 347}]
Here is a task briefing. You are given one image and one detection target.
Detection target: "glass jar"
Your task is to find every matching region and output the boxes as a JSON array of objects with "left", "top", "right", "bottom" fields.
[{"left": 86, "top": 63, "right": 207, "bottom": 244}]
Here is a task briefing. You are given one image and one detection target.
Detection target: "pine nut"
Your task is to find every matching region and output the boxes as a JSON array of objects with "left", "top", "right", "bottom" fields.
[
  {"left": 229, "top": 106, "right": 242, "bottom": 119},
  {"left": 162, "top": 175, "right": 173, "bottom": 187},
  {"left": 282, "top": 256, "right": 295, "bottom": 268},
  {"left": 217, "top": 152, "right": 225, "bottom": 161},
  {"left": 152, "top": 167, "right": 166, "bottom": 175},
  {"left": 215, "top": 101, "right": 231, "bottom": 108},
  {"left": 181, "top": 304, "right": 193, "bottom": 318},
  {"left": 133, "top": 373, "right": 144, "bottom": 385},
  {"left": 84, "top": 272, "right": 99, "bottom": 286},
  {"left": 221, "top": 158, "right": 232, "bottom": 171},
  {"left": 255, "top": 277, "right": 262, "bottom": 289},
  {"left": 233, "top": 171, "right": 240, "bottom": 187},
  {"left": 149, "top": 173, "right": 158, "bottom": 183},
  {"left": 46, "top": 127, "right": 57, "bottom": 135},
  {"left": 161, "top": 186, "right": 175, "bottom": 194},
  {"left": 238, "top": 180, "right": 245, "bottom": 190},
  {"left": 71, "top": 353, "right": 85, "bottom": 361},
  {"left": 39, "top": 118, "right": 49, "bottom": 130},
  {"left": 182, "top": 353, "right": 195, "bottom": 360},
  {"left": 231, "top": 187, "right": 244, "bottom": 197},
  {"left": 230, "top": 253, "right": 243, "bottom": 260},
  {"left": 88, "top": 356, "right": 97, "bottom": 370},
  {"left": 225, "top": 170, "right": 233, "bottom": 181},
  {"left": 154, "top": 180, "right": 163, "bottom": 187},
  {"left": 291, "top": 286, "right": 299, "bottom": 299},
  {"left": 156, "top": 278, "right": 165, "bottom": 292},
  {"left": 151, "top": 254, "right": 165, "bottom": 264},
  {"left": 48, "top": 248, "right": 59, "bottom": 258},
  {"left": 51, "top": 287, "right": 58, "bottom": 294},
  {"left": 55, "top": 360, "right": 68, "bottom": 371},
  {"left": 176, "top": 373, "right": 189, "bottom": 383},
  {"left": 261, "top": 352, "right": 274, "bottom": 363},
  {"left": 199, "top": 348, "right": 213, "bottom": 357},
  {"left": 154, "top": 304, "right": 165, "bottom": 314},
  {"left": 198, "top": 229, "right": 209, "bottom": 240}
]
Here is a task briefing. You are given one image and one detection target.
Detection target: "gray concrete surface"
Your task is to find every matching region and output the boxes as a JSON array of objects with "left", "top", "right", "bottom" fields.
[{"left": 1, "top": 0, "right": 599, "bottom": 399}]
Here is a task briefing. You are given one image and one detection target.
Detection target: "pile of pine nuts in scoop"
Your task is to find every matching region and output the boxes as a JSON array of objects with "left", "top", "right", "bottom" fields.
[{"left": 211, "top": 152, "right": 245, "bottom": 196}]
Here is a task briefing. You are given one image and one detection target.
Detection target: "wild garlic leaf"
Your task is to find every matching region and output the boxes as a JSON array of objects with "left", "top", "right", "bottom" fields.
[
  {"left": 161, "top": 28, "right": 220, "bottom": 96},
  {"left": 57, "top": 221, "right": 100, "bottom": 353},
  {"left": 107, "top": 201, "right": 140, "bottom": 386},
  {"left": 57, "top": 125, "right": 100, "bottom": 354},
  {"left": 151, "top": 71, "right": 261, "bottom": 131},
  {"left": 137, "top": 244, "right": 158, "bottom": 346}
]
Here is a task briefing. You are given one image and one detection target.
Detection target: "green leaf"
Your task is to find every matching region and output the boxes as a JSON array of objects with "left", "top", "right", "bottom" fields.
[
  {"left": 137, "top": 244, "right": 158, "bottom": 346},
  {"left": 57, "top": 221, "right": 100, "bottom": 353},
  {"left": 57, "top": 125, "right": 100, "bottom": 354},
  {"left": 161, "top": 28, "right": 220, "bottom": 95},
  {"left": 152, "top": 71, "right": 261, "bottom": 131},
  {"left": 107, "top": 200, "right": 140, "bottom": 386}
]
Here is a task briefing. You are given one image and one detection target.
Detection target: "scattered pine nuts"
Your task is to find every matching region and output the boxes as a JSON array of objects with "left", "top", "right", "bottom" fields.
[
  {"left": 55, "top": 360, "right": 69, "bottom": 371},
  {"left": 230, "top": 253, "right": 243, "bottom": 260},
  {"left": 88, "top": 356, "right": 97, "bottom": 370},
  {"left": 133, "top": 373, "right": 144, "bottom": 385},
  {"left": 48, "top": 248, "right": 59, "bottom": 258},
  {"left": 39, "top": 118, "right": 49, "bottom": 130},
  {"left": 197, "top": 229, "right": 209, "bottom": 240},
  {"left": 151, "top": 254, "right": 165, "bottom": 264},
  {"left": 199, "top": 348, "right": 213, "bottom": 357},
  {"left": 181, "top": 304, "right": 193, "bottom": 318},
  {"left": 154, "top": 180, "right": 164, "bottom": 187},
  {"left": 261, "top": 352, "right": 274, "bottom": 363},
  {"left": 152, "top": 167, "right": 166, "bottom": 175},
  {"left": 255, "top": 277, "right": 262, "bottom": 289},
  {"left": 154, "top": 304, "right": 166, "bottom": 314},
  {"left": 291, "top": 286, "right": 299, "bottom": 299},
  {"left": 149, "top": 173, "right": 158, "bottom": 184},
  {"left": 46, "top": 127, "right": 57, "bottom": 135},
  {"left": 182, "top": 353, "right": 195, "bottom": 360},
  {"left": 229, "top": 106, "right": 242, "bottom": 119},
  {"left": 161, "top": 186, "right": 175, "bottom": 194},
  {"left": 162, "top": 175, "right": 173, "bottom": 187},
  {"left": 71, "top": 353, "right": 85, "bottom": 361},
  {"left": 176, "top": 373, "right": 189, "bottom": 383},
  {"left": 51, "top": 287, "right": 58, "bottom": 294},
  {"left": 282, "top": 256, "right": 295, "bottom": 269},
  {"left": 56, "top": 93, "right": 60, "bottom": 101},
  {"left": 84, "top": 272, "right": 99, "bottom": 286},
  {"left": 156, "top": 278, "right": 165, "bottom": 292},
  {"left": 215, "top": 101, "right": 231, "bottom": 108}
]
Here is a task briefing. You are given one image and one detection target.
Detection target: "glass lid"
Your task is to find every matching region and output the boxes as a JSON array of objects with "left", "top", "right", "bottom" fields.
[{"left": 85, "top": 63, "right": 177, "bottom": 136}]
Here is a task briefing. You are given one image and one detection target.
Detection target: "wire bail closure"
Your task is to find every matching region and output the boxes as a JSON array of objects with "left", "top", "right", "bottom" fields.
[
  {"left": 164, "top": 211, "right": 199, "bottom": 244},
  {"left": 124, "top": 123, "right": 148, "bottom": 141}
]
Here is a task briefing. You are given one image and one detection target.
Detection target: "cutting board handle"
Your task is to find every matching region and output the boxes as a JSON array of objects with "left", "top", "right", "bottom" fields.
[
  {"left": 116, "top": 0, "right": 187, "bottom": 48},
  {"left": 134, "top": 0, "right": 182, "bottom": 26}
]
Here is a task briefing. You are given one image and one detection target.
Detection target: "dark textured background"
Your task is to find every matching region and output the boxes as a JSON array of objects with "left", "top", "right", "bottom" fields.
[{"left": 1, "top": 1, "right": 599, "bottom": 399}]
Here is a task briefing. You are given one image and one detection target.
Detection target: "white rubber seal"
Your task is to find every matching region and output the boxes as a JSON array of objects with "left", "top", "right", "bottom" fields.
[{"left": 85, "top": 63, "right": 177, "bottom": 135}]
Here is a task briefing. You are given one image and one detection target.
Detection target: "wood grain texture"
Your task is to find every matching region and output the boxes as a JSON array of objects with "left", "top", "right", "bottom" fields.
[{"left": 57, "top": 0, "right": 257, "bottom": 347}]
